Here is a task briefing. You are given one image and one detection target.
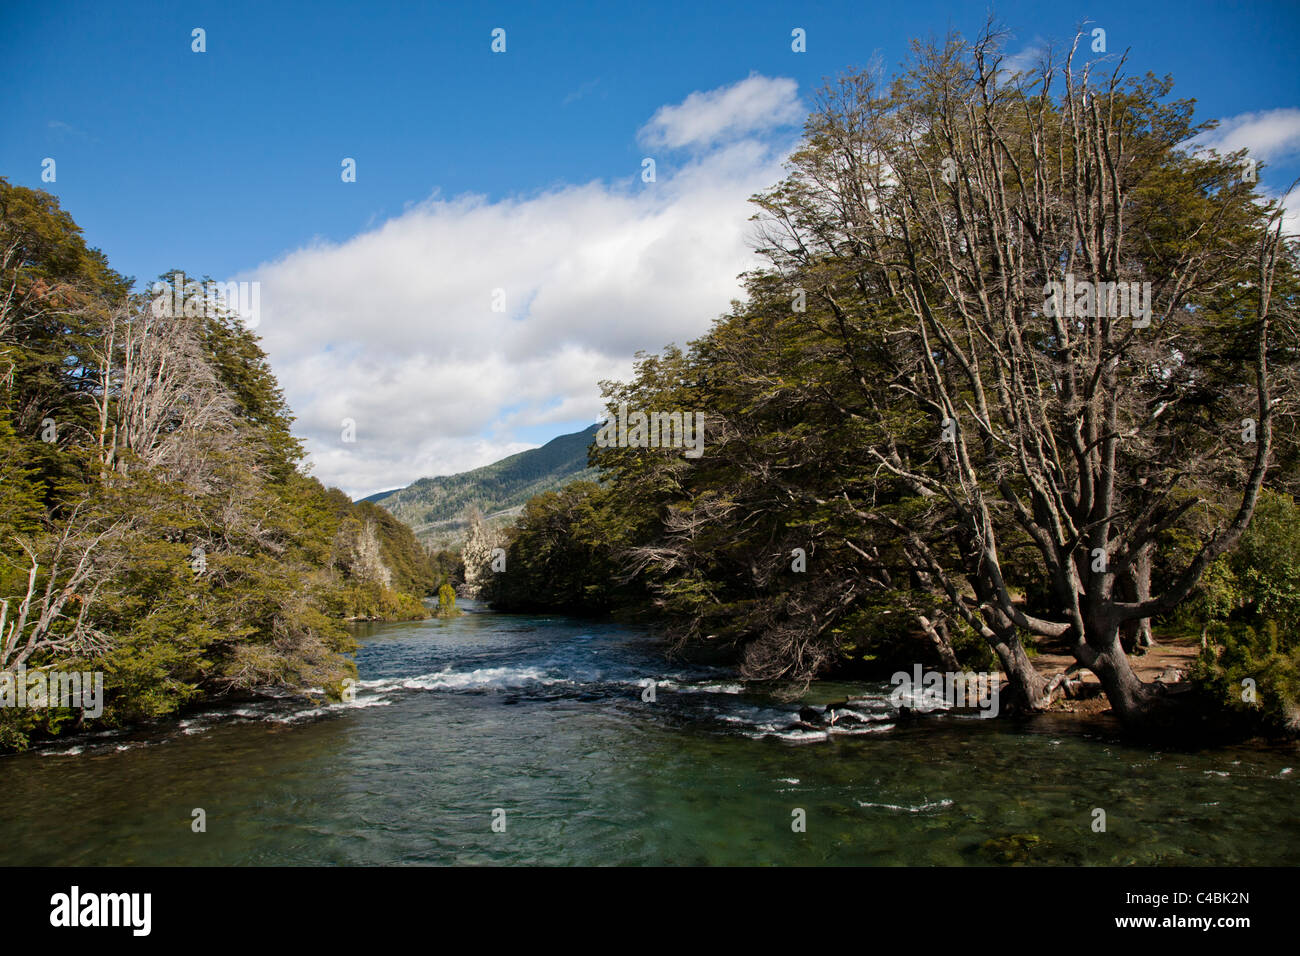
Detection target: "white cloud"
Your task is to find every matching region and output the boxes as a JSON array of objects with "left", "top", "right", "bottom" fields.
[
  {"left": 1192, "top": 108, "right": 1300, "bottom": 164},
  {"left": 639, "top": 73, "right": 803, "bottom": 150},
  {"left": 1187, "top": 107, "right": 1300, "bottom": 236},
  {"left": 995, "top": 42, "right": 1046, "bottom": 84},
  {"left": 242, "top": 77, "right": 801, "bottom": 498},
  {"left": 1280, "top": 183, "right": 1300, "bottom": 238}
]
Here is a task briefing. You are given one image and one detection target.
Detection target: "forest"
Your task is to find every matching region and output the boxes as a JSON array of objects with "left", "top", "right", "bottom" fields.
[
  {"left": 475, "top": 34, "right": 1300, "bottom": 738},
  {"left": 5, "top": 29, "right": 1299, "bottom": 752},
  {"left": 0, "top": 178, "right": 452, "bottom": 750}
]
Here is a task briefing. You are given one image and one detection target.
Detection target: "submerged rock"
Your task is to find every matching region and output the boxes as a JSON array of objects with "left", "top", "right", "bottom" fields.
[{"left": 978, "top": 833, "right": 1044, "bottom": 863}]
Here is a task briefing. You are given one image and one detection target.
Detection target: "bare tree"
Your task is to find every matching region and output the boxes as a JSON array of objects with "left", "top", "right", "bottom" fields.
[
  {"left": 752, "top": 27, "right": 1295, "bottom": 727},
  {"left": 3, "top": 287, "right": 244, "bottom": 676},
  {"left": 461, "top": 506, "right": 500, "bottom": 598},
  {"left": 104, "top": 293, "right": 237, "bottom": 486},
  {"left": 0, "top": 499, "right": 128, "bottom": 671}
]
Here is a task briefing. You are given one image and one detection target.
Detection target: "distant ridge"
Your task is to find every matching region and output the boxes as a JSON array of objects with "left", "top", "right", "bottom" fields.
[
  {"left": 359, "top": 487, "right": 403, "bottom": 504},
  {"left": 364, "top": 424, "right": 600, "bottom": 548}
]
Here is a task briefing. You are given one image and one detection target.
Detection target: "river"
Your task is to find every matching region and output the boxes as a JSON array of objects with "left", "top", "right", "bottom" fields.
[{"left": 1, "top": 602, "right": 1296, "bottom": 865}]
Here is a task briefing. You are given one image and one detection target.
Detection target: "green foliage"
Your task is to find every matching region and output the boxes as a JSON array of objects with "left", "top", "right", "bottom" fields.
[
  {"left": 481, "top": 481, "right": 646, "bottom": 615},
  {"left": 1181, "top": 491, "right": 1300, "bottom": 731},
  {"left": 1175, "top": 491, "right": 1300, "bottom": 633},
  {"left": 334, "top": 581, "right": 428, "bottom": 622},
  {"left": 1231, "top": 491, "right": 1300, "bottom": 632},
  {"left": 430, "top": 549, "right": 465, "bottom": 589},
  {"left": 436, "top": 582, "right": 460, "bottom": 617},
  {"left": 1191, "top": 622, "right": 1300, "bottom": 734},
  {"left": 488, "top": 322, "right": 995, "bottom": 681},
  {"left": 0, "top": 178, "right": 437, "bottom": 750},
  {"left": 351, "top": 500, "right": 440, "bottom": 597}
]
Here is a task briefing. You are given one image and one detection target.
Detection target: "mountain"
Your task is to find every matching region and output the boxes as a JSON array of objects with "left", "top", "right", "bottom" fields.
[{"left": 365, "top": 424, "right": 600, "bottom": 548}]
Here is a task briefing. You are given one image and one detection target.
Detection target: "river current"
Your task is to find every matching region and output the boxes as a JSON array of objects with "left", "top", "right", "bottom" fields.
[{"left": 2, "top": 601, "right": 1296, "bottom": 865}]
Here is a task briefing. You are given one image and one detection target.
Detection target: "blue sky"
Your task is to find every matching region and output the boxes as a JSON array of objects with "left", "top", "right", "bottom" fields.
[{"left": 3, "top": 0, "right": 1298, "bottom": 495}]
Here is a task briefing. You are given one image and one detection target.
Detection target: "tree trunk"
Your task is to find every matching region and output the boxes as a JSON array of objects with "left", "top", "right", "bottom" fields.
[
  {"left": 918, "top": 615, "right": 961, "bottom": 671},
  {"left": 1119, "top": 543, "right": 1155, "bottom": 653},
  {"left": 1082, "top": 622, "right": 1185, "bottom": 733},
  {"left": 991, "top": 632, "right": 1049, "bottom": 713}
]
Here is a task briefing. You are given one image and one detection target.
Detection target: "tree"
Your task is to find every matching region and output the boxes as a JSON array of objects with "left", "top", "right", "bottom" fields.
[
  {"left": 592, "top": 317, "right": 991, "bottom": 687},
  {"left": 436, "top": 582, "right": 460, "bottom": 617},
  {"left": 483, "top": 480, "right": 646, "bottom": 616},
  {"left": 744, "top": 27, "right": 1297, "bottom": 728},
  {"left": 0, "top": 180, "right": 439, "bottom": 748},
  {"left": 461, "top": 506, "right": 503, "bottom": 598}
]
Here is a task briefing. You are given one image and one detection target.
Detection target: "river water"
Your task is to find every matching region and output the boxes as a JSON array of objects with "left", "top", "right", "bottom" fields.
[{"left": 2, "top": 602, "right": 1296, "bottom": 865}]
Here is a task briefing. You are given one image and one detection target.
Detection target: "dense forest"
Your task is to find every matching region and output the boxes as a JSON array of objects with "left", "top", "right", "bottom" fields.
[
  {"left": 0, "top": 178, "right": 454, "bottom": 750},
  {"left": 477, "top": 33, "right": 1300, "bottom": 737}
]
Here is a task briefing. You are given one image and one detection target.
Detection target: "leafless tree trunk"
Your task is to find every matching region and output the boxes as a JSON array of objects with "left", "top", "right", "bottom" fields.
[
  {"left": 110, "top": 295, "right": 236, "bottom": 486},
  {"left": 1119, "top": 541, "right": 1154, "bottom": 653},
  {"left": 751, "top": 26, "right": 1292, "bottom": 729},
  {"left": 0, "top": 500, "right": 126, "bottom": 671}
]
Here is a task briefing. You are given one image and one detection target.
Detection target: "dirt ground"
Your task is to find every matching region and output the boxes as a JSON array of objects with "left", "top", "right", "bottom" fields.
[{"left": 1028, "top": 634, "right": 1202, "bottom": 717}]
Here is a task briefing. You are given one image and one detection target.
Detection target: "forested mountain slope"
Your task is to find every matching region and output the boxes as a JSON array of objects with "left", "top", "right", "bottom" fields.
[{"left": 365, "top": 424, "right": 598, "bottom": 547}]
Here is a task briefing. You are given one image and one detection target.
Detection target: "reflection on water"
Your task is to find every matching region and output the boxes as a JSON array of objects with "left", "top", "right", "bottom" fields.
[{"left": 2, "top": 601, "right": 1296, "bottom": 865}]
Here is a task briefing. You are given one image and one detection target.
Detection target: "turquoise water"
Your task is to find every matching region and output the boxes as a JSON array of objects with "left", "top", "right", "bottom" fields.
[{"left": 1, "top": 602, "right": 1296, "bottom": 865}]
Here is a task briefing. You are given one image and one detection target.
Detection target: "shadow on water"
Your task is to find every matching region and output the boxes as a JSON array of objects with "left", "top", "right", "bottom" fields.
[{"left": 2, "top": 601, "right": 1296, "bottom": 865}]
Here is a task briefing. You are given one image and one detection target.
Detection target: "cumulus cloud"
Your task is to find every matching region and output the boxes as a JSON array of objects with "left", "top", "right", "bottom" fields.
[
  {"left": 1192, "top": 108, "right": 1300, "bottom": 164},
  {"left": 1280, "top": 183, "right": 1300, "bottom": 238},
  {"left": 1187, "top": 107, "right": 1300, "bottom": 236},
  {"left": 993, "top": 42, "right": 1046, "bottom": 85},
  {"left": 639, "top": 73, "right": 803, "bottom": 150},
  {"left": 242, "top": 77, "right": 802, "bottom": 498}
]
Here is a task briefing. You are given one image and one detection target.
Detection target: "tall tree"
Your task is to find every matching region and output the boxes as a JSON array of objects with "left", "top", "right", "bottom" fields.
[{"left": 747, "top": 28, "right": 1297, "bottom": 727}]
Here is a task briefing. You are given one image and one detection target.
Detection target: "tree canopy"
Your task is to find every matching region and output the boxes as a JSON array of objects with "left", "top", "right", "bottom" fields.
[
  {"left": 480, "top": 29, "right": 1300, "bottom": 734},
  {"left": 0, "top": 177, "right": 443, "bottom": 750}
]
